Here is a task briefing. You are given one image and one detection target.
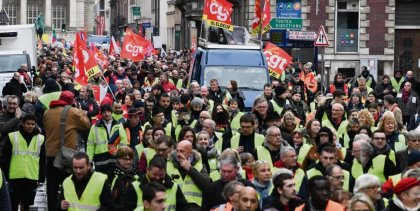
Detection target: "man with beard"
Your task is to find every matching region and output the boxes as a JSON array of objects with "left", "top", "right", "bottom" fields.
[
  {"left": 391, "top": 70, "right": 404, "bottom": 92},
  {"left": 225, "top": 114, "right": 264, "bottom": 154},
  {"left": 59, "top": 152, "right": 114, "bottom": 210},
  {"left": 353, "top": 66, "right": 377, "bottom": 89},
  {"left": 158, "top": 93, "right": 174, "bottom": 123},
  {"left": 258, "top": 83, "right": 273, "bottom": 101},
  {"left": 268, "top": 85, "right": 289, "bottom": 116},
  {"left": 201, "top": 85, "right": 215, "bottom": 112},
  {"left": 350, "top": 139, "right": 397, "bottom": 183},
  {"left": 212, "top": 104, "right": 230, "bottom": 133},
  {"left": 170, "top": 69, "right": 184, "bottom": 89},
  {"left": 401, "top": 70, "right": 420, "bottom": 95},
  {"left": 289, "top": 91, "right": 307, "bottom": 125},
  {"left": 123, "top": 156, "right": 190, "bottom": 210},
  {"left": 295, "top": 176, "right": 345, "bottom": 211},
  {"left": 374, "top": 75, "right": 397, "bottom": 100},
  {"left": 262, "top": 172, "right": 304, "bottom": 210},
  {"left": 326, "top": 73, "right": 349, "bottom": 96},
  {"left": 202, "top": 157, "right": 254, "bottom": 211}
]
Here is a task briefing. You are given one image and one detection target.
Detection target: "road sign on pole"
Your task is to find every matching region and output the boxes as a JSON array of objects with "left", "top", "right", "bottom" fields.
[{"left": 314, "top": 25, "right": 329, "bottom": 46}]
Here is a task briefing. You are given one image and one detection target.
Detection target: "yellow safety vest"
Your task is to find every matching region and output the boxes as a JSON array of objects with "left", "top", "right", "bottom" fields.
[
  {"left": 306, "top": 166, "right": 350, "bottom": 191},
  {"left": 322, "top": 119, "right": 348, "bottom": 139},
  {"left": 351, "top": 155, "right": 387, "bottom": 183},
  {"left": 111, "top": 113, "right": 125, "bottom": 122},
  {"left": 132, "top": 180, "right": 177, "bottom": 211},
  {"left": 169, "top": 78, "right": 183, "bottom": 89},
  {"left": 87, "top": 123, "right": 128, "bottom": 160},
  {"left": 142, "top": 122, "right": 173, "bottom": 138},
  {"left": 270, "top": 99, "right": 289, "bottom": 115},
  {"left": 391, "top": 77, "right": 404, "bottom": 92},
  {"left": 8, "top": 131, "right": 44, "bottom": 180},
  {"left": 0, "top": 169, "right": 2, "bottom": 189},
  {"left": 135, "top": 144, "right": 144, "bottom": 158},
  {"left": 256, "top": 146, "right": 275, "bottom": 168},
  {"left": 208, "top": 158, "right": 218, "bottom": 173},
  {"left": 294, "top": 168, "right": 306, "bottom": 194},
  {"left": 171, "top": 110, "right": 178, "bottom": 128},
  {"left": 394, "top": 134, "right": 406, "bottom": 152},
  {"left": 166, "top": 159, "right": 203, "bottom": 205},
  {"left": 297, "top": 144, "right": 311, "bottom": 164},
  {"left": 143, "top": 147, "right": 157, "bottom": 165},
  {"left": 39, "top": 91, "right": 61, "bottom": 109},
  {"left": 63, "top": 172, "right": 107, "bottom": 211},
  {"left": 230, "top": 133, "right": 265, "bottom": 150},
  {"left": 230, "top": 112, "right": 244, "bottom": 136}
]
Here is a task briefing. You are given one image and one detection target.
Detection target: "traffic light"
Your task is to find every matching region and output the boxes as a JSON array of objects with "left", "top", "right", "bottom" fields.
[{"left": 62, "top": 23, "right": 66, "bottom": 33}]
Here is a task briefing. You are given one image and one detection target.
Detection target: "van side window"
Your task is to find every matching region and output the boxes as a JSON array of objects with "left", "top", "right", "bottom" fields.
[{"left": 192, "top": 51, "right": 202, "bottom": 81}]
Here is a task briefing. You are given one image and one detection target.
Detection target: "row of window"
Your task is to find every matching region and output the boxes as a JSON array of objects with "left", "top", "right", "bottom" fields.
[{"left": 3, "top": 4, "right": 66, "bottom": 29}]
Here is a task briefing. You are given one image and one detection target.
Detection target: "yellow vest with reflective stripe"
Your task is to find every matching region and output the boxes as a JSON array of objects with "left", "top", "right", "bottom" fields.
[
  {"left": 341, "top": 148, "right": 347, "bottom": 159},
  {"left": 111, "top": 113, "right": 125, "bottom": 122},
  {"left": 351, "top": 155, "right": 387, "bottom": 183},
  {"left": 0, "top": 169, "right": 2, "bottom": 189},
  {"left": 135, "top": 144, "right": 144, "bottom": 158},
  {"left": 297, "top": 144, "right": 311, "bottom": 164},
  {"left": 388, "top": 150, "right": 396, "bottom": 165},
  {"left": 391, "top": 77, "right": 404, "bottom": 91},
  {"left": 166, "top": 158, "right": 203, "bottom": 205},
  {"left": 171, "top": 110, "right": 178, "bottom": 128},
  {"left": 63, "top": 172, "right": 107, "bottom": 211},
  {"left": 294, "top": 168, "right": 305, "bottom": 194},
  {"left": 208, "top": 158, "right": 218, "bottom": 173},
  {"left": 87, "top": 123, "right": 128, "bottom": 160},
  {"left": 256, "top": 146, "right": 274, "bottom": 168},
  {"left": 230, "top": 112, "right": 244, "bottom": 136},
  {"left": 322, "top": 119, "right": 348, "bottom": 139},
  {"left": 8, "top": 131, "right": 44, "bottom": 180},
  {"left": 169, "top": 78, "right": 183, "bottom": 89},
  {"left": 231, "top": 133, "right": 265, "bottom": 150},
  {"left": 39, "top": 91, "right": 61, "bottom": 109},
  {"left": 132, "top": 180, "right": 178, "bottom": 211}
]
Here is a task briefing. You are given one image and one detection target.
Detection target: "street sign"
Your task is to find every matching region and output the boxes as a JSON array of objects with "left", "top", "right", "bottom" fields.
[
  {"left": 270, "top": 18, "right": 302, "bottom": 30},
  {"left": 288, "top": 31, "right": 317, "bottom": 40},
  {"left": 314, "top": 25, "right": 329, "bottom": 46},
  {"left": 142, "top": 22, "right": 151, "bottom": 28}
]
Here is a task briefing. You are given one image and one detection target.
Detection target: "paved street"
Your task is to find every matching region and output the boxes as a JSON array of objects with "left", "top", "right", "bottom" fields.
[{"left": 29, "top": 185, "right": 47, "bottom": 211}]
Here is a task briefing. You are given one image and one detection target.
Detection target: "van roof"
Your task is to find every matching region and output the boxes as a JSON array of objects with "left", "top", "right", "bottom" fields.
[{"left": 204, "top": 49, "right": 265, "bottom": 66}]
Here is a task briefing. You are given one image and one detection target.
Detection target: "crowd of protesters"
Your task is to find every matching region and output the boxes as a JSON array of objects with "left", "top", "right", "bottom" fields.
[{"left": 0, "top": 40, "right": 419, "bottom": 211}]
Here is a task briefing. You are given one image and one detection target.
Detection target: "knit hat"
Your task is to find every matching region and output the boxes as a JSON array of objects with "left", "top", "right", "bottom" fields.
[
  {"left": 43, "top": 78, "right": 61, "bottom": 94},
  {"left": 133, "top": 100, "right": 145, "bottom": 108},
  {"left": 275, "top": 86, "right": 286, "bottom": 96},
  {"left": 292, "top": 71, "right": 300, "bottom": 77},
  {"left": 408, "top": 150, "right": 420, "bottom": 166},
  {"left": 100, "top": 104, "right": 112, "bottom": 113},
  {"left": 394, "top": 178, "right": 420, "bottom": 195},
  {"left": 128, "top": 108, "right": 140, "bottom": 115},
  {"left": 59, "top": 91, "right": 75, "bottom": 105}
]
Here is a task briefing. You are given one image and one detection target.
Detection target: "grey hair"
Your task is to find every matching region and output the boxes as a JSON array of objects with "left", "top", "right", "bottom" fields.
[
  {"left": 222, "top": 181, "right": 244, "bottom": 200},
  {"left": 354, "top": 134, "right": 371, "bottom": 143},
  {"left": 219, "top": 156, "right": 240, "bottom": 169},
  {"left": 203, "top": 119, "right": 216, "bottom": 130},
  {"left": 190, "top": 97, "right": 204, "bottom": 108},
  {"left": 406, "top": 127, "right": 420, "bottom": 141},
  {"left": 349, "top": 193, "right": 375, "bottom": 211},
  {"left": 360, "top": 141, "right": 374, "bottom": 157},
  {"left": 402, "top": 168, "right": 420, "bottom": 180},
  {"left": 123, "top": 78, "right": 133, "bottom": 89},
  {"left": 325, "top": 164, "right": 342, "bottom": 177},
  {"left": 354, "top": 174, "right": 380, "bottom": 193},
  {"left": 280, "top": 146, "right": 296, "bottom": 159}
]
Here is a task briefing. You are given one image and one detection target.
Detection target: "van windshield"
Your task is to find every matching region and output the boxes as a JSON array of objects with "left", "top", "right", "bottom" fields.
[
  {"left": 0, "top": 54, "right": 27, "bottom": 72},
  {"left": 203, "top": 66, "right": 268, "bottom": 90}
]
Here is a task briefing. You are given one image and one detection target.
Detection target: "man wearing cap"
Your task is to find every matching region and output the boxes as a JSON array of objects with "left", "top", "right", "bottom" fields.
[
  {"left": 43, "top": 90, "right": 91, "bottom": 211},
  {"left": 288, "top": 71, "right": 306, "bottom": 100},
  {"left": 143, "top": 67, "right": 159, "bottom": 91},
  {"left": 289, "top": 91, "right": 307, "bottom": 125},
  {"left": 87, "top": 104, "right": 128, "bottom": 174},
  {"left": 123, "top": 108, "right": 143, "bottom": 151},
  {"left": 386, "top": 178, "right": 420, "bottom": 211},
  {"left": 143, "top": 107, "right": 175, "bottom": 139},
  {"left": 268, "top": 85, "right": 289, "bottom": 115}
]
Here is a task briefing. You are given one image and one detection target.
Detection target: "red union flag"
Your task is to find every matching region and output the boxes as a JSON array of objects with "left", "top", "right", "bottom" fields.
[
  {"left": 251, "top": 0, "right": 262, "bottom": 35},
  {"left": 73, "top": 31, "right": 101, "bottom": 85},
  {"left": 263, "top": 42, "right": 293, "bottom": 79},
  {"left": 261, "top": 0, "right": 271, "bottom": 34},
  {"left": 92, "top": 44, "right": 109, "bottom": 69},
  {"left": 121, "top": 28, "right": 150, "bottom": 61},
  {"left": 204, "top": 0, "right": 233, "bottom": 31}
]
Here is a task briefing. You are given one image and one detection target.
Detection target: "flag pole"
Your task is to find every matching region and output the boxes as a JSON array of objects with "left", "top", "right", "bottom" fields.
[
  {"left": 258, "top": 0, "right": 264, "bottom": 41},
  {"left": 100, "top": 73, "right": 117, "bottom": 101}
]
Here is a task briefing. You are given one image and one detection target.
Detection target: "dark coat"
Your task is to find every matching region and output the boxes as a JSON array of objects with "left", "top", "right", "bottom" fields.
[
  {"left": 262, "top": 195, "right": 304, "bottom": 211},
  {"left": 395, "top": 149, "right": 409, "bottom": 172},
  {"left": 2, "top": 78, "right": 27, "bottom": 99}
]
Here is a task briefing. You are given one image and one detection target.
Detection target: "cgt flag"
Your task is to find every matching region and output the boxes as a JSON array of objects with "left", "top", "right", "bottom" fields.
[
  {"left": 263, "top": 42, "right": 293, "bottom": 79},
  {"left": 108, "top": 36, "right": 120, "bottom": 56},
  {"left": 121, "top": 28, "right": 151, "bottom": 61},
  {"left": 251, "top": 0, "right": 262, "bottom": 35},
  {"left": 203, "top": 0, "right": 233, "bottom": 31},
  {"left": 73, "top": 31, "right": 102, "bottom": 86},
  {"left": 92, "top": 44, "right": 109, "bottom": 69}
]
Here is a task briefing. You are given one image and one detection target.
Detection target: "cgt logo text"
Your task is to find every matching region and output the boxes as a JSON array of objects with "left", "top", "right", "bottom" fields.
[
  {"left": 125, "top": 43, "right": 144, "bottom": 56},
  {"left": 209, "top": 2, "right": 230, "bottom": 21}
]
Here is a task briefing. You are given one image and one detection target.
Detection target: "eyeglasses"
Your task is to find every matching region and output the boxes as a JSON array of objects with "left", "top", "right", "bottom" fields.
[
  {"left": 330, "top": 175, "right": 344, "bottom": 180},
  {"left": 268, "top": 133, "right": 282, "bottom": 137},
  {"left": 373, "top": 137, "right": 386, "bottom": 141},
  {"left": 409, "top": 139, "right": 420, "bottom": 143}
]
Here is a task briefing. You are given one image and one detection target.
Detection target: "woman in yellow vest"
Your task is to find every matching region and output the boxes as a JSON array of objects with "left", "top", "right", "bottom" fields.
[
  {"left": 302, "top": 119, "right": 321, "bottom": 145},
  {"left": 195, "top": 131, "right": 219, "bottom": 173},
  {"left": 228, "top": 99, "right": 244, "bottom": 136},
  {"left": 358, "top": 109, "right": 377, "bottom": 132},
  {"left": 378, "top": 111, "right": 407, "bottom": 152},
  {"left": 291, "top": 131, "right": 311, "bottom": 165}
]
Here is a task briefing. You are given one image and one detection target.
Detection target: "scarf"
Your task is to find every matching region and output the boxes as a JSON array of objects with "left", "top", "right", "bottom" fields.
[
  {"left": 252, "top": 180, "right": 272, "bottom": 208},
  {"left": 402, "top": 90, "right": 410, "bottom": 104},
  {"left": 332, "top": 117, "right": 342, "bottom": 127}
]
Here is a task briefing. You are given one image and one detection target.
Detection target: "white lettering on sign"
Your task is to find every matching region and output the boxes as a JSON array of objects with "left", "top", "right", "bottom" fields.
[
  {"left": 264, "top": 51, "right": 288, "bottom": 71},
  {"left": 209, "top": 2, "right": 228, "bottom": 22},
  {"left": 82, "top": 50, "right": 89, "bottom": 64},
  {"left": 125, "top": 43, "right": 144, "bottom": 56}
]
